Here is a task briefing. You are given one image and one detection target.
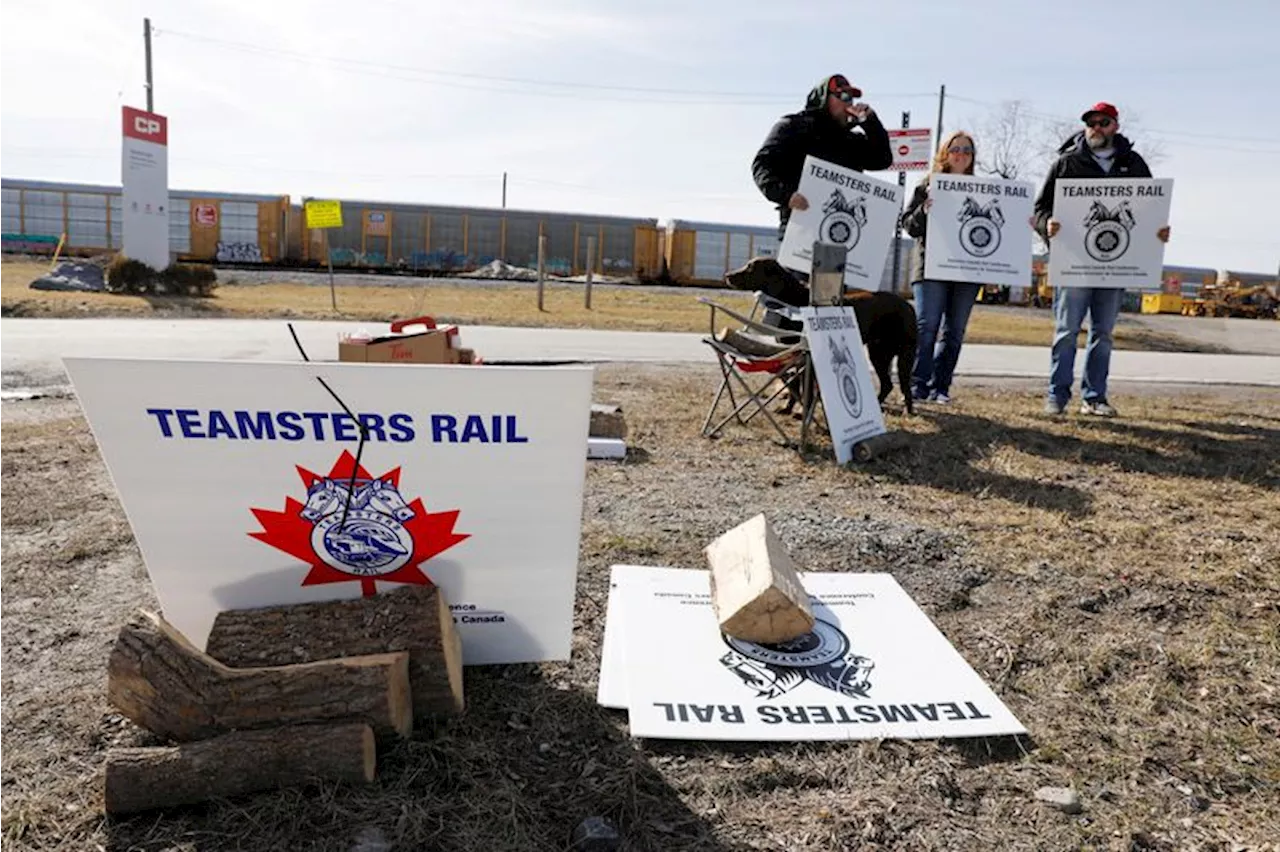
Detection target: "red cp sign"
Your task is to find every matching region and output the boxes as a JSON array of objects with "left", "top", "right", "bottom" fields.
[{"left": 122, "top": 106, "right": 168, "bottom": 145}]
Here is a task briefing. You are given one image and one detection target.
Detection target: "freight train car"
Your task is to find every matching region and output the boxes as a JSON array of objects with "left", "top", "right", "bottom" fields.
[
  {"left": 0, "top": 178, "right": 288, "bottom": 264},
  {"left": 290, "top": 197, "right": 663, "bottom": 280},
  {"left": 662, "top": 219, "right": 780, "bottom": 286}
]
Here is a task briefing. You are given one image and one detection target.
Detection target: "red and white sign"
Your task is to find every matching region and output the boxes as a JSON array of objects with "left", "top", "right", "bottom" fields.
[
  {"left": 193, "top": 204, "right": 219, "bottom": 228},
  {"left": 121, "top": 105, "right": 170, "bottom": 269},
  {"left": 886, "top": 128, "right": 932, "bottom": 172},
  {"left": 122, "top": 106, "right": 168, "bottom": 146}
]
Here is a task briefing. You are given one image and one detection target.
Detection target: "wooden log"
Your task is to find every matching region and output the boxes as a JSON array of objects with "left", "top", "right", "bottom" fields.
[
  {"left": 705, "top": 513, "right": 815, "bottom": 644},
  {"left": 205, "top": 585, "right": 463, "bottom": 720},
  {"left": 851, "top": 430, "right": 909, "bottom": 463},
  {"left": 107, "top": 610, "right": 412, "bottom": 742},
  {"left": 103, "top": 723, "right": 375, "bottom": 815},
  {"left": 590, "top": 404, "right": 628, "bottom": 440}
]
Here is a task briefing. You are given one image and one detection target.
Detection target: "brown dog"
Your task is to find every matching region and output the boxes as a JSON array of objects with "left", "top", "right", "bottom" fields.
[{"left": 724, "top": 257, "right": 918, "bottom": 415}]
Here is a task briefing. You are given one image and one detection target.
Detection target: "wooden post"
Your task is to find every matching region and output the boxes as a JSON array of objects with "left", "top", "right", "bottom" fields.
[
  {"left": 585, "top": 235, "right": 596, "bottom": 309},
  {"left": 104, "top": 723, "right": 375, "bottom": 815},
  {"left": 326, "top": 228, "right": 337, "bottom": 312},
  {"left": 537, "top": 233, "right": 547, "bottom": 312},
  {"left": 705, "top": 514, "right": 815, "bottom": 644}
]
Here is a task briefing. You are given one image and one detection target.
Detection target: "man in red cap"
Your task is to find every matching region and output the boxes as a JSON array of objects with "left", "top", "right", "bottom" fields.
[
  {"left": 752, "top": 74, "right": 893, "bottom": 249},
  {"left": 1034, "top": 102, "right": 1171, "bottom": 417}
]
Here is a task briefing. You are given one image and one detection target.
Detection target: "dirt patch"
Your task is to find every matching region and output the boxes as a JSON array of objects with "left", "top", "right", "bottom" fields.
[
  {"left": 2, "top": 258, "right": 1237, "bottom": 352},
  {"left": 3, "top": 370, "right": 1279, "bottom": 851}
]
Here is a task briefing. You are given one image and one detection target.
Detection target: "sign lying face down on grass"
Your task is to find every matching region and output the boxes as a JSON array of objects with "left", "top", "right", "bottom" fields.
[
  {"left": 778, "top": 155, "right": 902, "bottom": 291},
  {"left": 63, "top": 357, "right": 593, "bottom": 665},
  {"left": 598, "top": 566, "right": 1026, "bottom": 742},
  {"left": 1048, "top": 178, "right": 1174, "bottom": 289}
]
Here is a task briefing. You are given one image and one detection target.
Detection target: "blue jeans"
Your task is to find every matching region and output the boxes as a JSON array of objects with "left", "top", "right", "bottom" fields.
[
  {"left": 912, "top": 280, "right": 981, "bottom": 397},
  {"left": 1049, "top": 287, "right": 1122, "bottom": 404}
]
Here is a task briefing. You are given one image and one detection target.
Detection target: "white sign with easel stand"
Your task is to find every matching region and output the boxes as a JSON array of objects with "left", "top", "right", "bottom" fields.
[
  {"left": 62, "top": 357, "right": 593, "bottom": 665},
  {"left": 797, "top": 306, "right": 886, "bottom": 465},
  {"left": 778, "top": 155, "right": 902, "bottom": 290},
  {"left": 1048, "top": 178, "right": 1174, "bottom": 289}
]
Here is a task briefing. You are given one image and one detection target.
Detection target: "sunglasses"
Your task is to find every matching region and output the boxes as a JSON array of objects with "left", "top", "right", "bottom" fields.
[
  {"left": 948, "top": 145, "right": 974, "bottom": 154},
  {"left": 832, "top": 90, "right": 855, "bottom": 103},
  {"left": 1085, "top": 117, "right": 1114, "bottom": 129}
]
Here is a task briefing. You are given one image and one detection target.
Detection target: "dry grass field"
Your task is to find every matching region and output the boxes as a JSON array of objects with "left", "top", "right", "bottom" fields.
[
  {"left": 1, "top": 259, "right": 1229, "bottom": 351},
  {"left": 2, "top": 365, "right": 1277, "bottom": 851}
]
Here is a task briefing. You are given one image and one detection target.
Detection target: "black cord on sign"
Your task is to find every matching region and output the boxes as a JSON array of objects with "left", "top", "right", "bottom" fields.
[
  {"left": 287, "top": 322, "right": 310, "bottom": 362},
  {"left": 315, "top": 377, "right": 370, "bottom": 532},
  {"left": 286, "top": 322, "right": 368, "bottom": 531}
]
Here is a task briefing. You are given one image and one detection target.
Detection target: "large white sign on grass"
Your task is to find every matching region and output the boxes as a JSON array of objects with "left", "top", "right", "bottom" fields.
[
  {"left": 121, "top": 106, "right": 170, "bottom": 270},
  {"left": 799, "top": 306, "right": 886, "bottom": 464},
  {"left": 599, "top": 565, "right": 1026, "bottom": 742},
  {"left": 1048, "top": 177, "right": 1174, "bottom": 289},
  {"left": 924, "top": 174, "right": 1035, "bottom": 286},
  {"left": 779, "top": 155, "right": 901, "bottom": 290},
  {"left": 63, "top": 357, "right": 593, "bottom": 664}
]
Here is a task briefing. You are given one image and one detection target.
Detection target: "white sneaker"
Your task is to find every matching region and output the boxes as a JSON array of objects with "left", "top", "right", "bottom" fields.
[
  {"left": 933, "top": 392, "right": 952, "bottom": 405},
  {"left": 1080, "top": 400, "right": 1118, "bottom": 417}
]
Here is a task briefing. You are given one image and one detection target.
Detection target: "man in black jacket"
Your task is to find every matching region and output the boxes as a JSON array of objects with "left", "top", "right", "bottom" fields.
[
  {"left": 1035, "top": 101, "right": 1171, "bottom": 417},
  {"left": 753, "top": 74, "right": 893, "bottom": 246}
]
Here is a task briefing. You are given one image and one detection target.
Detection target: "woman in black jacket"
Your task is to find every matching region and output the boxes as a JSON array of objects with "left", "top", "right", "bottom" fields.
[{"left": 900, "top": 131, "right": 983, "bottom": 404}]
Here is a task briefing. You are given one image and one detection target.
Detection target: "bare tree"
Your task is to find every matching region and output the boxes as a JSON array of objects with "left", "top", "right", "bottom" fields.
[{"left": 975, "top": 100, "right": 1040, "bottom": 180}]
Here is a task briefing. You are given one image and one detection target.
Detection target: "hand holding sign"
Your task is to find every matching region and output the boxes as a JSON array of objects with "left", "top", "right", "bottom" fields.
[{"left": 789, "top": 192, "right": 809, "bottom": 211}]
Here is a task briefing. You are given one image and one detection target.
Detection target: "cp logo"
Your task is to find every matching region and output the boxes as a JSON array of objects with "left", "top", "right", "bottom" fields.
[{"left": 134, "top": 117, "right": 162, "bottom": 135}]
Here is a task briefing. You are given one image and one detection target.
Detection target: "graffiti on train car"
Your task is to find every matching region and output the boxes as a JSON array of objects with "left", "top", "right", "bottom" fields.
[
  {"left": 602, "top": 257, "right": 634, "bottom": 271},
  {"left": 405, "top": 249, "right": 470, "bottom": 271},
  {"left": 2, "top": 234, "right": 62, "bottom": 253},
  {"left": 216, "top": 242, "right": 263, "bottom": 263},
  {"left": 328, "top": 248, "right": 387, "bottom": 267}
]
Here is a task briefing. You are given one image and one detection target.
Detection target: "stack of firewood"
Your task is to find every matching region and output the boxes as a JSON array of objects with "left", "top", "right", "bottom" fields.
[{"left": 103, "top": 585, "right": 463, "bottom": 815}]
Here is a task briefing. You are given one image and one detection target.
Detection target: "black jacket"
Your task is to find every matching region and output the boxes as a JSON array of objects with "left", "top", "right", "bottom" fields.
[
  {"left": 1033, "top": 131, "right": 1152, "bottom": 240},
  {"left": 900, "top": 176, "right": 934, "bottom": 285},
  {"left": 752, "top": 79, "right": 893, "bottom": 236}
]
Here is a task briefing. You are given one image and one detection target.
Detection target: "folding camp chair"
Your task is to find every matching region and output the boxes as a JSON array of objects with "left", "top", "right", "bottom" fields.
[{"left": 699, "top": 293, "right": 810, "bottom": 446}]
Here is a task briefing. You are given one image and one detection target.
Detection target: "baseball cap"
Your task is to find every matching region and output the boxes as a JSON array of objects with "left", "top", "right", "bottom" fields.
[
  {"left": 828, "top": 75, "right": 863, "bottom": 98},
  {"left": 1081, "top": 102, "right": 1119, "bottom": 122}
]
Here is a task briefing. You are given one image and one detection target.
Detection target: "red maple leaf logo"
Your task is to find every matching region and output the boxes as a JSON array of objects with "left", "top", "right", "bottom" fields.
[{"left": 249, "top": 450, "right": 469, "bottom": 597}]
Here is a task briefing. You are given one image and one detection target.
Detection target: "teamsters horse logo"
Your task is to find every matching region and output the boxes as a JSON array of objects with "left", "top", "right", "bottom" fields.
[
  {"left": 957, "top": 196, "right": 1004, "bottom": 258},
  {"left": 819, "top": 190, "right": 868, "bottom": 250},
  {"left": 827, "top": 335, "right": 862, "bottom": 419},
  {"left": 1082, "top": 199, "right": 1136, "bottom": 263},
  {"left": 249, "top": 450, "right": 469, "bottom": 596},
  {"left": 720, "top": 618, "right": 875, "bottom": 700}
]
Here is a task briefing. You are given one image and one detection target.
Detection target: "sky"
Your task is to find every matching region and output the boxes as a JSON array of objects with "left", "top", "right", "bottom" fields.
[{"left": 2, "top": 0, "right": 1277, "bottom": 273}]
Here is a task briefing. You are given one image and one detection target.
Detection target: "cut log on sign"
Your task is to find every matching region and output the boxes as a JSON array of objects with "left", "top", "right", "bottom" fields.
[
  {"left": 204, "top": 584, "right": 463, "bottom": 720},
  {"left": 705, "top": 513, "right": 815, "bottom": 644},
  {"left": 104, "top": 723, "right": 375, "bottom": 815},
  {"left": 107, "top": 610, "right": 412, "bottom": 741}
]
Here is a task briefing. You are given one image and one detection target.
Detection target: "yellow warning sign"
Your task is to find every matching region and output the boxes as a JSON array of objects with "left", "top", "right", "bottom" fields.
[{"left": 304, "top": 200, "right": 343, "bottom": 230}]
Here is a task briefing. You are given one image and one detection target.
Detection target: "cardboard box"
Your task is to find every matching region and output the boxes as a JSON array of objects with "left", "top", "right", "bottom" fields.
[{"left": 338, "top": 317, "right": 461, "bottom": 365}]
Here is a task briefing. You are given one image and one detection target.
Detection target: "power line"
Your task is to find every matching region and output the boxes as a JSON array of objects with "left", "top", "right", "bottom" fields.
[
  {"left": 155, "top": 28, "right": 937, "bottom": 105},
  {"left": 948, "top": 93, "right": 1280, "bottom": 147}
]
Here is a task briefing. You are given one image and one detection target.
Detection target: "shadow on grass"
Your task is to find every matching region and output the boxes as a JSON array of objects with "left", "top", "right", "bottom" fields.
[
  {"left": 823, "top": 404, "right": 1279, "bottom": 517},
  {"left": 105, "top": 667, "right": 735, "bottom": 852}
]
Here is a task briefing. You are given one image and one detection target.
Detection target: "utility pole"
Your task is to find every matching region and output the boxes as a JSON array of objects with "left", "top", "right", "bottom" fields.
[
  {"left": 502, "top": 172, "right": 507, "bottom": 209},
  {"left": 935, "top": 84, "right": 946, "bottom": 152},
  {"left": 890, "top": 111, "right": 909, "bottom": 295},
  {"left": 144, "top": 18, "right": 154, "bottom": 112}
]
